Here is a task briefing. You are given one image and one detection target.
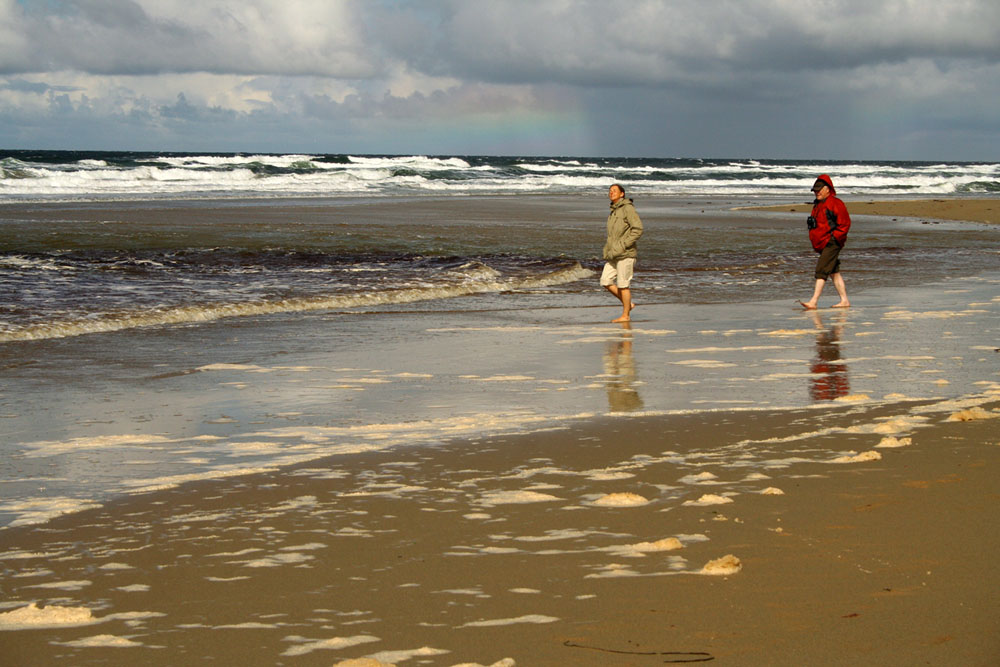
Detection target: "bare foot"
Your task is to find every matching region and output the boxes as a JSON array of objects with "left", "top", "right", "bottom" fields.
[
  {"left": 629, "top": 301, "right": 636, "bottom": 312},
  {"left": 831, "top": 301, "right": 851, "bottom": 308},
  {"left": 612, "top": 315, "right": 631, "bottom": 323},
  {"left": 797, "top": 300, "right": 817, "bottom": 310}
]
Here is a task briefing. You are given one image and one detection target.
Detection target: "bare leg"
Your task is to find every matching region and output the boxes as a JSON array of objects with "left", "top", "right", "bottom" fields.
[
  {"left": 798, "top": 278, "right": 825, "bottom": 310},
  {"left": 612, "top": 287, "right": 632, "bottom": 322},
  {"left": 830, "top": 272, "right": 850, "bottom": 307},
  {"left": 605, "top": 285, "right": 635, "bottom": 322}
]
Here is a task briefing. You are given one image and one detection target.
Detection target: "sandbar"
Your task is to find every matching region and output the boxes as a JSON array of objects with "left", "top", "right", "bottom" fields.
[{"left": 742, "top": 198, "right": 999, "bottom": 224}]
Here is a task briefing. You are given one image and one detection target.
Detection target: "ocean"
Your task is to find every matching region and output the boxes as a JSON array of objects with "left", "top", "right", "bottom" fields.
[
  {"left": 2, "top": 151, "right": 999, "bottom": 202},
  {"left": 1, "top": 152, "right": 998, "bottom": 663}
]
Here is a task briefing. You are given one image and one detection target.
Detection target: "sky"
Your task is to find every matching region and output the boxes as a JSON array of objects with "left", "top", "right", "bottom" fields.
[{"left": 1, "top": 0, "right": 998, "bottom": 160}]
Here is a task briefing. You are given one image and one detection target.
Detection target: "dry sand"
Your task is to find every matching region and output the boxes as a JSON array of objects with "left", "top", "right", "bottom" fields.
[{"left": 743, "top": 198, "right": 1000, "bottom": 224}]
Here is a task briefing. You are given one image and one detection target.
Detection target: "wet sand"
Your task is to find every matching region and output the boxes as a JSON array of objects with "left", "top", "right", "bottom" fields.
[
  {"left": 5, "top": 194, "right": 998, "bottom": 226},
  {"left": 743, "top": 197, "right": 1000, "bottom": 224},
  {"left": 1, "top": 395, "right": 997, "bottom": 665}
]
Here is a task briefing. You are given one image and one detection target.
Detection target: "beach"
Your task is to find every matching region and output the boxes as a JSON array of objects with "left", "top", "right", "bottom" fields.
[
  {"left": 1, "top": 193, "right": 998, "bottom": 665},
  {"left": 2, "top": 396, "right": 998, "bottom": 666}
]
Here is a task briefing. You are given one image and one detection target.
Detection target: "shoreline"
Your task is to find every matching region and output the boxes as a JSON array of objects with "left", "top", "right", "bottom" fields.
[
  {"left": 3, "top": 270, "right": 999, "bottom": 531},
  {"left": 1, "top": 193, "right": 998, "bottom": 664},
  {"left": 740, "top": 197, "right": 999, "bottom": 224}
]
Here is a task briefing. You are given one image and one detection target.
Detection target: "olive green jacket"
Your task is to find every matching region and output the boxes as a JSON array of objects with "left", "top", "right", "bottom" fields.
[{"left": 603, "top": 197, "right": 643, "bottom": 261}]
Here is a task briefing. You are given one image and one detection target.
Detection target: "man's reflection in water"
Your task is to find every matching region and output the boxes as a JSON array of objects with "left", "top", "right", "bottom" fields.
[
  {"left": 807, "top": 309, "right": 850, "bottom": 401},
  {"left": 604, "top": 321, "right": 643, "bottom": 412}
]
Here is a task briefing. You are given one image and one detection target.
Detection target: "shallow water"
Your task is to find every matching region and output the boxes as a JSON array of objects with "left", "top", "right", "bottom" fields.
[{"left": 3, "top": 196, "right": 997, "bottom": 342}]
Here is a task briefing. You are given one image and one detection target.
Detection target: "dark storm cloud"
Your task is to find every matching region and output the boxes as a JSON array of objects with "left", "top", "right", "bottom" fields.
[
  {"left": 6, "top": 1, "right": 996, "bottom": 87},
  {"left": 385, "top": 1, "right": 1000, "bottom": 86},
  {"left": 1, "top": 0, "right": 998, "bottom": 158}
]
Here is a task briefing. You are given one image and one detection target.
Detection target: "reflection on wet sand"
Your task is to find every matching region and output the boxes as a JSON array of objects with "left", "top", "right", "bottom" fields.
[
  {"left": 604, "top": 321, "right": 643, "bottom": 412},
  {"left": 806, "top": 309, "right": 850, "bottom": 401}
]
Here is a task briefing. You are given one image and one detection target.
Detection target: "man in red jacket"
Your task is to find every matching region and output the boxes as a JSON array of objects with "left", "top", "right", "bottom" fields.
[{"left": 799, "top": 174, "right": 850, "bottom": 309}]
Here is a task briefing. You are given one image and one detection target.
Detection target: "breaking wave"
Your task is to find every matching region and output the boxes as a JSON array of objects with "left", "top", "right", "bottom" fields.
[
  {"left": 0, "top": 263, "right": 593, "bottom": 342},
  {"left": 2, "top": 151, "right": 997, "bottom": 200}
]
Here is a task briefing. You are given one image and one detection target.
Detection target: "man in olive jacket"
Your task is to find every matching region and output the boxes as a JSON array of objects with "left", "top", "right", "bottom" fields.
[{"left": 600, "top": 183, "right": 643, "bottom": 322}]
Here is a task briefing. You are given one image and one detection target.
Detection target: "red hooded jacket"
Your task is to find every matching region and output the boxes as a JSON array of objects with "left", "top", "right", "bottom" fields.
[{"left": 807, "top": 174, "right": 851, "bottom": 251}]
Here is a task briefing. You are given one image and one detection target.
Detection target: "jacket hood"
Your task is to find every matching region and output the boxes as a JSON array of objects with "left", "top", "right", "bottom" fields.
[{"left": 815, "top": 174, "right": 836, "bottom": 195}]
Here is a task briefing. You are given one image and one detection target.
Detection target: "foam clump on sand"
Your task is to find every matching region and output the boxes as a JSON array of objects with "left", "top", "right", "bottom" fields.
[
  {"left": 592, "top": 492, "right": 649, "bottom": 507},
  {"left": 0, "top": 603, "right": 98, "bottom": 630},
  {"left": 281, "top": 634, "right": 379, "bottom": 657},
  {"left": 450, "top": 660, "right": 516, "bottom": 667},
  {"left": 585, "top": 471, "right": 635, "bottom": 481},
  {"left": 117, "top": 584, "right": 151, "bottom": 592},
  {"left": 478, "top": 490, "right": 562, "bottom": 505},
  {"left": 946, "top": 407, "right": 998, "bottom": 422},
  {"left": 832, "top": 450, "right": 882, "bottom": 463},
  {"left": 678, "top": 472, "right": 719, "bottom": 484},
  {"left": 834, "top": 394, "right": 870, "bottom": 403},
  {"left": 683, "top": 494, "right": 733, "bottom": 506},
  {"left": 333, "top": 659, "right": 394, "bottom": 667},
  {"left": 460, "top": 615, "right": 558, "bottom": 628},
  {"left": 366, "top": 647, "right": 451, "bottom": 664},
  {"left": 632, "top": 537, "right": 683, "bottom": 552},
  {"left": 55, "top": 634, "right": 142, "bottom": 648},
  {"left": 98, "top": 562, "right": 134, "bottom": 571},
  {"left": 701, "top": 554, "right": 742, "bottom": 575},
  {"left": 760, "top": 487, "right": 784, "bottom": 495},
  {"left": 847, "top": 415, "right": 926, "bottom": 436},
  {"left": 876, "top": 436, "right": 913, "bottom": 448}
]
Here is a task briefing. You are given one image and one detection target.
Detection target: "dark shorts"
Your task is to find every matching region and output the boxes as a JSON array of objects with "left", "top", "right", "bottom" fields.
[{"left": 814, "top": 239, "right": 842, "bottom": 280}]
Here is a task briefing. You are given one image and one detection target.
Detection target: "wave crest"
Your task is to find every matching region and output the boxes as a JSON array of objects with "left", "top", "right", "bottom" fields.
[{"left": 0, "top": 263, "right": 593, "bottom": 342}]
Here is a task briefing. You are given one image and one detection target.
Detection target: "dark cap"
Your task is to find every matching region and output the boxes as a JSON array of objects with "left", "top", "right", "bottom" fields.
[{"left": 811, "top": 178, "right": 830, "bottom": 193}]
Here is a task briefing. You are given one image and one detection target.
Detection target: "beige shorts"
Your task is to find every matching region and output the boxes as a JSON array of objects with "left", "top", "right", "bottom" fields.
[{"left": 600, "top": 258, "right": 635, "bottom": 289}]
